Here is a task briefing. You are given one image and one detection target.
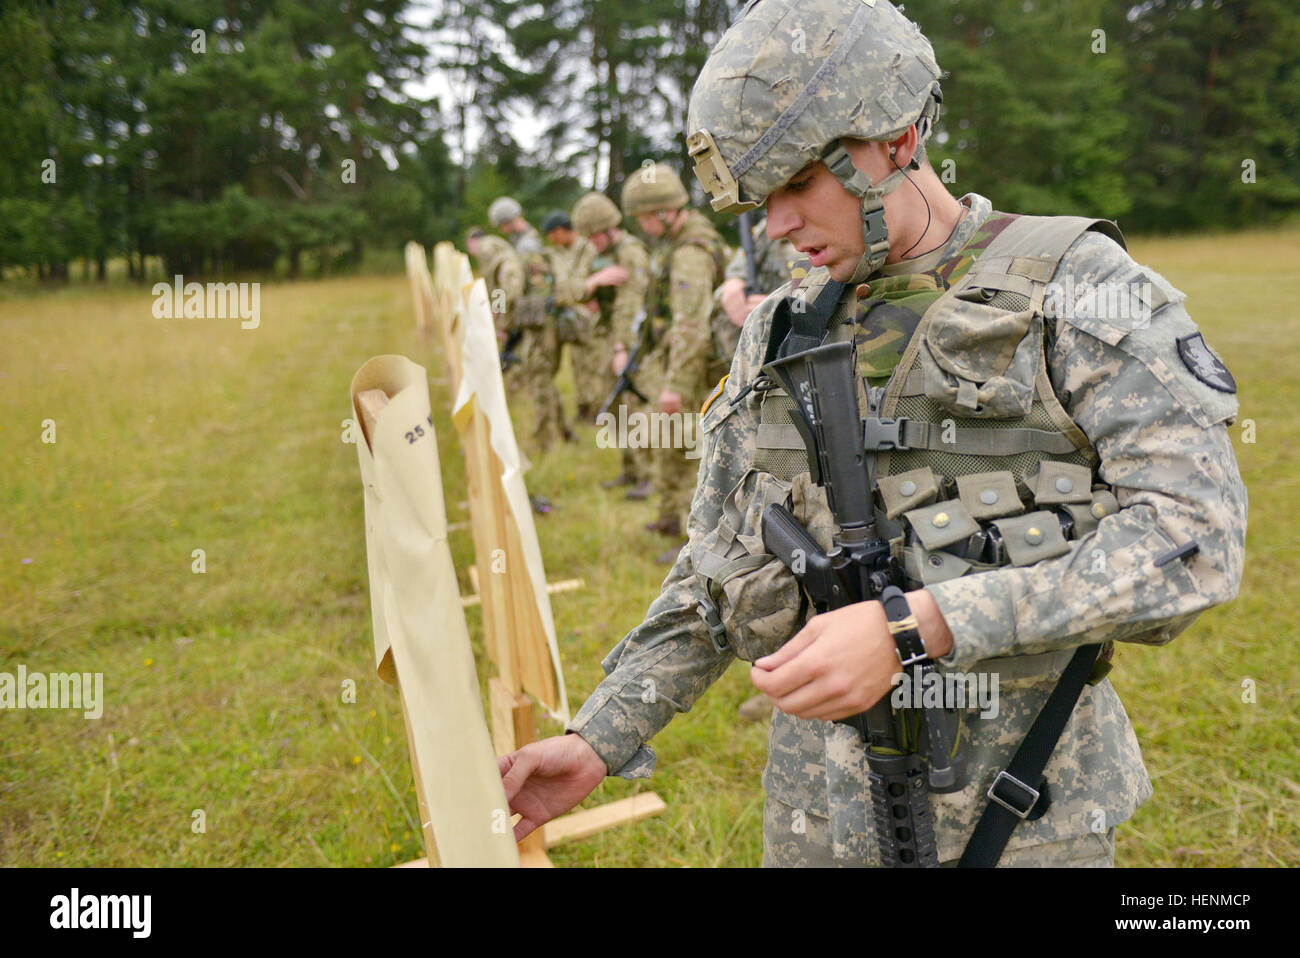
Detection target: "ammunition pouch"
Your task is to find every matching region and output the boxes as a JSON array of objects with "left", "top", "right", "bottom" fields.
[
  {"left": 695, "top": 469, "right": 836, "bottom": 662},
  {"left": 514, "top": 292, "right": 549, "bottom": 330},
  {"left": 555, "top": 305, "right": 591, "bottom": 345}
]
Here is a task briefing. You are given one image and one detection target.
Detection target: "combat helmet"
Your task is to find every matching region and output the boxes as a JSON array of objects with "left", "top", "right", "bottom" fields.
[
  {"left": 620, "top": 163, "right": 690, "bottom": 218},
  {"left": 686, "top": 0, "right": 943, "bottom": 281},
  {"left": 572, "top": 192, "right": 623, "bottom": 236},
  {"left": 488, "top": 196, "right": 524, "bottom": 228}
]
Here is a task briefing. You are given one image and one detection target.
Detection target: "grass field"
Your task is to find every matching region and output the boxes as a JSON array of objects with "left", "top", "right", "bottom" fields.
[{"left": 1, "top": 226, "right": 1296, "bottom": 867}]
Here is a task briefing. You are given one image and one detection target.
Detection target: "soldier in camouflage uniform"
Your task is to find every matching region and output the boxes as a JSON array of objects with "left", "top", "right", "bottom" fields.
[
  {"left": 712, "top": 212, "right": 800, "bottom": 365},
  {"left": 570, "top": 191, "right": 653, "bottom": 484},
  {"left": 620, "top": 164, "right": 729, "bottom": 557},
  {"left": 466, "top": 227, "right": 523, "bottom": 346},
  {"left": 498, "top": 0, "right": 1246, "bottom": 867},
  {"left": 542, "top": 210, "right": 596, "bottom": 400},
  {"left": 490, "top": 196, "right": 568, "bottom": 453}
]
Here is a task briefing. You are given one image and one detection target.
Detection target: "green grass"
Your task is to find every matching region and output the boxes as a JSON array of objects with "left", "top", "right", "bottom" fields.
[{"left": 0, "top": 227, "right": 1295, "bottom": 867}]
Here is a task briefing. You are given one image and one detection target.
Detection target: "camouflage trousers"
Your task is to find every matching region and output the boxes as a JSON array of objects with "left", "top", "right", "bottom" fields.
[
  {"left": 644, "top": 345, "right": 706, "bottom": 526},
  {"left": 520, "top": 322, "right": 566, "bottom": 454},
  {"left": 762, "top": 796, "right": 1117, "bottom": 867},
  {"left": 570, "top": 318, "right": 616, "bottom": 421}
]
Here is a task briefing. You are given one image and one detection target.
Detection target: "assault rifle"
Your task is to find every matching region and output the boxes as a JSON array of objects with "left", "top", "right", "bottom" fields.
[
  {"left": 499, "top": 327, "right": 525, "bottom": 372},
  {"left": 597, "top": 309, "right": 650, "bottom": 418},
  {"left": 759, "top": 339, "right": 964, "bottom": 868},
  {"left": 736, "top": 210, "right": 761, "bottom": 297}
]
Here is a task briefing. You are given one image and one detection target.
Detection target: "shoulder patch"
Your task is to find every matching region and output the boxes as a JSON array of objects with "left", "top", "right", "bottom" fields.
[
  {"left": 701, "top": 374, "right": 729, "bottom": 416},
  {"left": 1176, "top": 333, "right": 1236, "bottom": 393}
]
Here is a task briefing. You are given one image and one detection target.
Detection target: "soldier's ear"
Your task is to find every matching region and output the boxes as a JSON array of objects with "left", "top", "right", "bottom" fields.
[{"left": 889, "top": 127, "right": 919, "bottom": 169}]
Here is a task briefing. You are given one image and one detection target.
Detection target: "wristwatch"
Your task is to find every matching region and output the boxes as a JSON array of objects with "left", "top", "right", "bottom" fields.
[{"left": 879, "top": 585, "right": 929, "bottom": 667}]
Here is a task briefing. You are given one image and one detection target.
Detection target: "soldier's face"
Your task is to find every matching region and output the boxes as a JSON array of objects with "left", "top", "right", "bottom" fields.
[
  {"left": 636, "top": 213, "right": 666, "bottom": 238},
  {"left": 589, "top": 231, "right": 612, "bottom": 253},
  {"left": 765, "top": 139, "right": 897, "bottom": 282}
]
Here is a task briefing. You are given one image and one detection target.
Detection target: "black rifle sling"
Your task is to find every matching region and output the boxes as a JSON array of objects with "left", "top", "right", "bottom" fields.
[
  {"left": 768, "top": 278, "right": 846, "bottom": 363},
  {"left": 958, "top": 642, "right": 1103, "bottom": 867}
]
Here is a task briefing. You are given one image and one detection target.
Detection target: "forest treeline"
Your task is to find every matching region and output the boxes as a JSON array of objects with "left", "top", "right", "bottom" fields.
[{"left": 2, "top": 0, "right": 1296, "bottom": 281}]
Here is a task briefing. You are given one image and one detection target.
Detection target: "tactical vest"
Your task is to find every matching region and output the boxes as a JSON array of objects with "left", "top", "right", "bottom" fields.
[
  {"left": 589, "top": 249, "right": 619, "bottom": 315},
  {"left": 514, "top": 246, "right": 555, "bottom": 330},
  {"left": 646, "top": 211, "right": 729, "bottom": 330},
  {"left": 478, "top": 236, "right": 518, "bottom": 327},
  {"left": 743, "top": 213, "right": 1128, "bottom": 611}
]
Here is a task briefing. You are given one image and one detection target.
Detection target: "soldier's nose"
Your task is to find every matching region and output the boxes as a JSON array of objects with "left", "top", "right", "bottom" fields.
[{"left": 765, "top": 197, "right": 800, "bottom": 241}]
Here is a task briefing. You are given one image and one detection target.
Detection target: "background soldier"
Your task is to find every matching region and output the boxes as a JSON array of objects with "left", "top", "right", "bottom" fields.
[
  {"left": 620, "top": 164, "right": 729, "bottom": 561},
  {"left": 542, "top": 210, "right": 595, "bottom": 414},
  {"left": 488, "top": 195, "right": 543, "bottom": 254},
  {"left": 465, "top": 227, "right": 522, "bottom": 346},
  {"left": 571, "top": 192, "right": 652, "bottom": 487},
  {"left": 712, "top": 212, "right": 800, "bottom": 365},
  {"left": 497, "top": 0, "right": 1246, "bottom": 867},
  {"left": 490, "top": 196, "right": 568, "bottom": 454}
]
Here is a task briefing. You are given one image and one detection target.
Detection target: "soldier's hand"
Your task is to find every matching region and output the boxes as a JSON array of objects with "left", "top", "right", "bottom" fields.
[
  {"left": 720, "top": 278, "right": 749, "bottom": 326},
  {"left": 585, "top": 265, "right": 630, "bottom": 296},
  {"left": 498, "top": 733, "right": 608, "bottom": 842},
  {"left": 658, "top": 389, "right": 684, "bottom": 415},
  {"left": 750, "top": 601, "right": 900, "bottom": 722},
  {"left": 750, "top": 591, "right": 954, "bottom": 721},
  {"left": 612, "top": 347, "right": 628, "bottom": 375}
]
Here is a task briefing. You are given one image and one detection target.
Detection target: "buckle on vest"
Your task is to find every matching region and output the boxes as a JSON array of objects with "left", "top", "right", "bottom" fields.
[
  {"left": 695, "top": 597, "right": 730, "bottom": 654},
  {"left": 864, "top": 416, "right": 911, "bottom": 451},
  {"left": 987, "top": 770, "right": 1040, "bottom": 819}
]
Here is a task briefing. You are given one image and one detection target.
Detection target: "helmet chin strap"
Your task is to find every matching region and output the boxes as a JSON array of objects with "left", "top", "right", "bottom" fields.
[{"left": 822, "top": 139, "right": 924, "bottom": 283}]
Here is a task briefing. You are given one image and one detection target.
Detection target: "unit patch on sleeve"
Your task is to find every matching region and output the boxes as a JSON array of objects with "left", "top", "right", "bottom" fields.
[{"left": 1176, "top": 332, "right": 1237, "bottom": 393}]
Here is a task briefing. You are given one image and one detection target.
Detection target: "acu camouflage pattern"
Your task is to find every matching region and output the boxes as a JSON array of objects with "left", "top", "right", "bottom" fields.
[
  {"left": 687, "top": 0, "right": 941, "bottom": 211},
  {"left": 763, "top": 795, "right": 1117, "bottom": 867},
  {"left": 568, "top": 193, "right": 1246, "bottom": 865}
]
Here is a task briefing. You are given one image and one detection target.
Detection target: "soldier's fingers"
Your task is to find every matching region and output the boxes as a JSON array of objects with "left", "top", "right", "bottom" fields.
[
  {"left": 801, "top": 694, "right": 868, "bottom": 724},
  {"left": 755, "top": 619, "right": 820, "bottom": 671},
  {"left": 770, "top": 675, "right": 840, "bottom": 719},
  {"left": 751, "top": 649, "right": 820, "bottom": 698},
  {"left": 499, "top": 748, "right": 539, "bottom": 801}
]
